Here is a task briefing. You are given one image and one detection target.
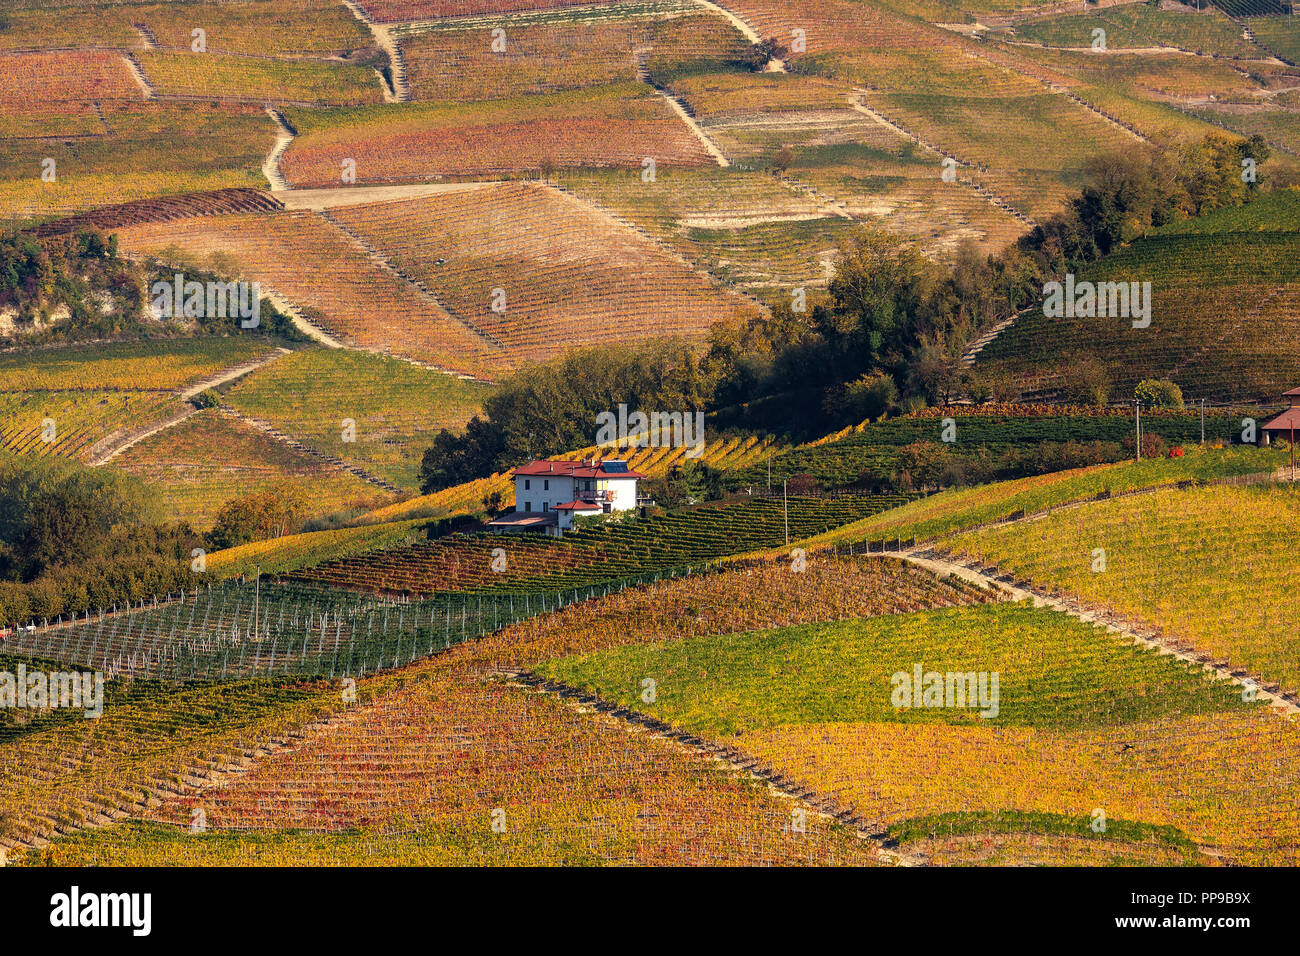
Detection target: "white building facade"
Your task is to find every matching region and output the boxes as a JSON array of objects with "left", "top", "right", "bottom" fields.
[{"left": 489, "top": 458, "right": 646, "bottom": 535}]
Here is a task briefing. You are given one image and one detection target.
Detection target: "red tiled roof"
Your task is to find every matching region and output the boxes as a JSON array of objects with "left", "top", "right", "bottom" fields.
[
  {"left": 1283, "top": 387, "right": 1300, "bottom": 397},
  {"left": 1262, "top": 408, "right": 1300, "bottom": 432},
  {"left": 512, "top": 458, "right": 646, "bottom": 479},
  {"left": 553, "top": 500, "right": 602, "bottom": 511}
]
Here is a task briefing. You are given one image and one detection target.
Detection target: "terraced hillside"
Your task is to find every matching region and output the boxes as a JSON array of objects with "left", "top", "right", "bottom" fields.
[
  {"left": 278, "top": 83, "right": 719, "bottom": 185},
  {"left": 291, "top": 495, "right": 907, "bottom": 594},
  {"left": 9, "top": 554, "right": 990, "bottom": 865},
  {"left": 221, "top": 349, "right": 490, "bottom": 489},
  {"left": 974, "top": 189, "right": 1300, "bottom": 401},
  {"left": 724, "top": 404, "right": 1256, "bottom": 490},
  {"left": 949, "top": 481, "right": 1300, "bottom": 693},
  {"left": 537, "top": 601, "right": 1300, "bottom": 864},
  {"left": 0, "top": 338, "right": 280, "bottom": 464},
  {"left": 322, "top": 183, "right": 759, "bottom": 362},
  {"left": 112, "top": 409, "right": 392, "bottom": 528}
]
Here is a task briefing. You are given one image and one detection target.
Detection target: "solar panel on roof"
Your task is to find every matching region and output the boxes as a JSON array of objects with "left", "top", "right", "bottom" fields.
[{"left": 604, "top": 461, "right": 628, "bottom": 473}]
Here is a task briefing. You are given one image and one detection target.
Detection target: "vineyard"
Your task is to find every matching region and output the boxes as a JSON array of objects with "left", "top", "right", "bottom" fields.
[
  {"left": 358, "top": 0, "right": 625, "bottom": 21},
  {"left": 948, "top": 481, "right": 1300, "bottom": 694},
  {"left": 0, "top": 338, "right": 276, "bottom": 392},
  {"left": 0, "top": 389, "right": 181, "bottom": 463},
  {"left": 3, "top": 0, "right": 1298, "bottom": 876},
  {"left": 114, "top": 208, "right": 505, "bottom": 377},
  {"left": 974, "top": 228, "right": 1300, "bottom": 401},
  {"left": 724, "top": 404, "right": 1254, "bottom": 490},
  {"left": 220, "top": 348, "right": 490, "bottom": 489},
  {"left": 9, "top": 552, "right": 991, "bottom": 864},
  {"left": 536, "top": 602, "right": 1300, "bottom": 863},
  {"left": 1247, "top": 15, "right": 1300, "bottom": 63},
  {"left": 1010, "top": 5, "right": 1264, "bottom": 59},
  {"left": 782, "top": 445, "right": 1283, "bottom": 551},
  {"left": 21, "top": 672, "right": 879, "bottom": 866},
  {"left": 322, "top": 184, "right": 757, "bottom": 362},
  {"left": 112, "top": 409, "right": 391, "bottom": 528},
  {"left": 365, "top": 432, "right": 783, "bottom": 524},
  {"left": 279, "top": 83, "right": 718, "bottom": 186},
  {"left": 208, "top": 518, "right": 434, "bottom": 580},
  {"left": 291, "top": 495, "right": 907, "bottom": 594},
  {"left": 0, "top": 101, "right": 276, "bottom": 219},
  {"left": 0, "top": 0, "right": 372, "bottom": 58},
  {"left": 559, "top": 166, "right": 858, "bottom": 294},
  {"left": 399, "top": 9, "right": 751, "bottom": 101},
  {"left": 135, "top": 52, "right": 385, "bottom": 106}
]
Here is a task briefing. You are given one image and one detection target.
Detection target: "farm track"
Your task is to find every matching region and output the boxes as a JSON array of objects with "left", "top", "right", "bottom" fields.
[
  {"left": 960, "top": 307, "right": 1033, "bottom": 367},
  {"left": 250, "top": 282, "right": 494, "bottom": 382},
  {"left": 500, "top": 669, "right": 917, "bottom": 866},
  {"left": 132, "top": 23, "right": 158, "bottom": 50},
  {"left": 88, "top": 348, "right": 291, "bottom": 466},
  {"left": 342, "top": 0, "right": 410, "bottom": 102},
  {"left": 214, "top": 406, "right": 404, "bottom": 493},
  {"left": 262, "top": 107, "right": 296, "bottom": 192},
  {"left": 273, "top": 182, "right": 494, "bottom": 210},
  {"left": 121, "top": 51, "right": 155, "bottom": 99},
  {"left": 652, "top": 87, "right": 732, "bottom": 167}
]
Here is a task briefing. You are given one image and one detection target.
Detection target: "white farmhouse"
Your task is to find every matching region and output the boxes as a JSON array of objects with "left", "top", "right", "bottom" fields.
[{"left": 487, "top": 458, "right": 647, "bottom": 536}]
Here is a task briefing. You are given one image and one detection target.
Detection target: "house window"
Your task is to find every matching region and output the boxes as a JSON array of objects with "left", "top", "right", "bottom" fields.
[
  {"left": 542, "top": 502, "right": 549, "bottom": 512},
  {"left": 524, "top": 479, "right": 531, "bottom": 490},
  {"left": 524, "top": 502, "right": 531, "bottom": 512},
  {"left": 543, "top": 479, "right": 549, "bottom": 490}
]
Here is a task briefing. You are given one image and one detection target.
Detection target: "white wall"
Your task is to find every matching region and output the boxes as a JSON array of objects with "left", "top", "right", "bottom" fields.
[
  {"left": 605, "top": 478, "right": 638, "bottom": 511},
  {"left": 514, "top": 475, "right": 573, "bottom": 513}
]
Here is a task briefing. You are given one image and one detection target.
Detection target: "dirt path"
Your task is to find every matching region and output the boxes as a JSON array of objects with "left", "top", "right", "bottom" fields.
[
  {"left": 121, "top": 52, "right": 155, "bottom": 99},
  {"left": 656, "top": 89, "right": 731, "bottom": 167},
  {"left": 89, "top": 347, "right": 290, "bottom": 465},
  {"left": 274, "top": 181, "right": 494, "bottom": 210},
  {"left": 341, "top": 0, "right": 409, "bottom": 102},
  {"left": 261, "top": 107, "right": 295, "bottom": 191},
  {"left": 692, "top": 0, "right": 784, "bottom": 71}
]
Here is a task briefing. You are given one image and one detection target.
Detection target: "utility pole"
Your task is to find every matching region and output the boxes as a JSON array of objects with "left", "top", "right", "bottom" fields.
[
  {"left": 783, "top": 478, "right": 789, "bottom": 546},
  {"left": 1134, "top": 399, "right": 1141, "bottom": 462},
  {"left": 254, "top": 564, "right": 261, "bottom": 640},
  {"left": 1200, "top": 398, "right": 1205, "bottom": 446},
  {"left": 767, "top": 452, "right": 771, "bottom": 493}
]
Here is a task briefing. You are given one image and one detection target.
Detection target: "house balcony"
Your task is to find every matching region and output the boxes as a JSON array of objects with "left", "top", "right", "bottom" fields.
[{"left": 575, "top": 489, "right": 614, "bottom": 504}]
